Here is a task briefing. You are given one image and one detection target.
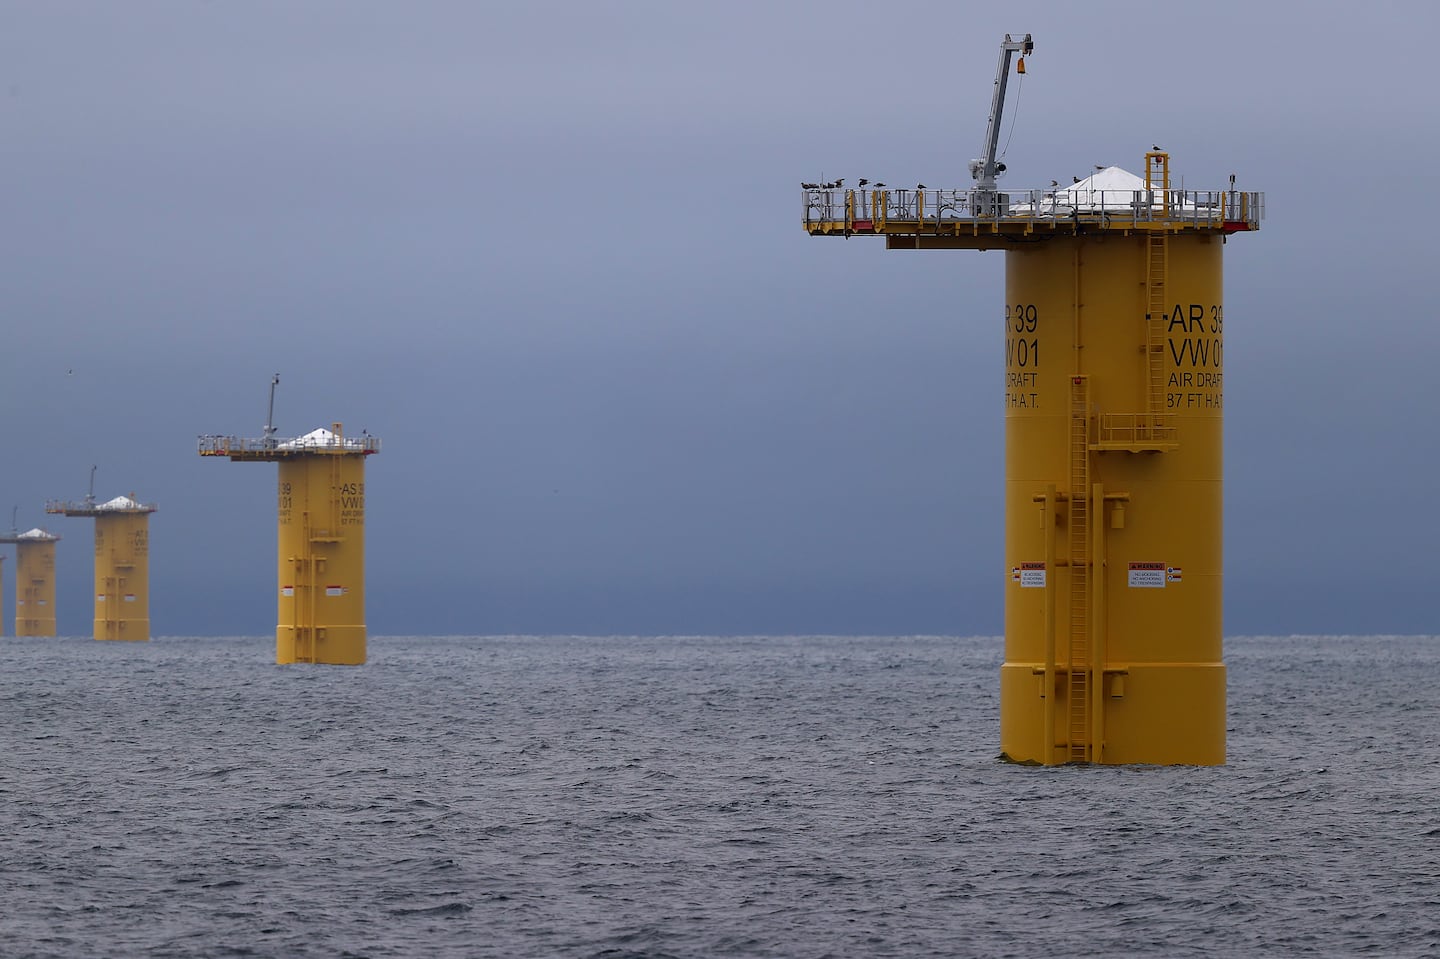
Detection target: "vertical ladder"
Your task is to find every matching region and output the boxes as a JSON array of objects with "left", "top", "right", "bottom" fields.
[
  {"left": 1145, "top": 233, "right": 1168, "bottom": 434},
  {"left": 1144, "top": 151, "right": 1171, "bottom": 437},
  {"left": 1145, "top": 150, "right": 1172, "bottom": 212},
  {"left": 1067, "top": 376, "right": 1091, "bottom": 762},
  {"left": 101, "top": 573, "right": 117, "bottom": 640},
  {"left": 293, "top": 551, "right": 314, "bottom": 664},
  {"left": 293, "top": 506, "right": 316, "bottom": 664}
]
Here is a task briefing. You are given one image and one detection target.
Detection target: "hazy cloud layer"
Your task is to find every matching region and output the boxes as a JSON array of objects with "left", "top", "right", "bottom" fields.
[{"left": 2, "top": 1, "right": 1435, "bottom": 635}]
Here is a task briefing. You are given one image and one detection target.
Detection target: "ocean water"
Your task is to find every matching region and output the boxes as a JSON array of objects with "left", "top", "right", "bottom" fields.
[{"left": 1, "top": 633, "right": 1436, "bottom": 958}]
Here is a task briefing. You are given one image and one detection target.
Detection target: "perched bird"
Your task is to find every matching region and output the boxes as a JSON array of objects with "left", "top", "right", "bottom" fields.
[
  {"left": 916, "top": 183, "right": 926, "bottom": 190},
  {"left": 874, "top": 182, "right": 886, "bottom": 188},
  {"left": 1152, "top": 144, "right": 1162, "bottom": 151},
  {"left": 802, "top": 182, "right": 818, "bottom": 190},
  {"left": 834, "top": 178, "right": 844, "bottom": 187},
  {"left": 1072, "top": 176, "right": 1080, "bottom": 183},
  {"left": 858, "top": 178, "right": 869, "bottom": 187}
]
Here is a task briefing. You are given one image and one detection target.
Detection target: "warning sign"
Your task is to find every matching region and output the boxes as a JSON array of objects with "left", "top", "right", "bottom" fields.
[
  {"left": 1167, "top": 567, "right": 1182, "bottom": 583},
  {"left": 1128, "top": 562, "right": 1167, "bottom": 588},
  {"left": 281, "top": 586, "right": 294, "bottom": 597},
  {"left": 1017, "top": 562, "right": 1046, "bottom": 588},
  {"left": 325, "top": 585, "right": 348, "bottom": 597}
]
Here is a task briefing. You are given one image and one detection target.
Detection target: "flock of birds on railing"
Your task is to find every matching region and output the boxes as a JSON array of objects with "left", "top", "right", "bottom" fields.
[
  {"left": 804, "top": 168, "right": 1124, "bottom": 194},
  {"left": 801, "top": 178, "right": 929, "bottom": 191}
]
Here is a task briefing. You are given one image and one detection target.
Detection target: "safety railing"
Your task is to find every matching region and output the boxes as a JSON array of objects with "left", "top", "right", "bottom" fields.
[
  {"left": 45, "top": 497, "right": 157, "bottom": 514},
  {"left": 198, "top": 434, "right": 382, "bottom": 455},
  {"left": 1095, "top": 413, "right": 1178, "bottom": 447},
  {"left": 803, "top": 187, "right": 1264, "bottom": 231}
]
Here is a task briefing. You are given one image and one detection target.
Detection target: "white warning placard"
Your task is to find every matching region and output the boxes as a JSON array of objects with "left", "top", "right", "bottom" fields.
[
  {"left": 1128, "top": 562, "right": 1167, "bottom": 588},
  {"left": 1018, "top": 562, "right": 1047, "bottom": 588}
]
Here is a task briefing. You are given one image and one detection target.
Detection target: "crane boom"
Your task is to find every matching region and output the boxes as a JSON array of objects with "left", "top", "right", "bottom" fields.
[
  {"left": 969, "top": 33, "right": 1032, "bottom": 213},
  {"left": 264, "top": 373, "right": 280, "bottom": 447}
]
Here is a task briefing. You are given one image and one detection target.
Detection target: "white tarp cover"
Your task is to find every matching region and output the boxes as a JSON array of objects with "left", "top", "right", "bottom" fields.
[
  {"left": 278, "top": 427, "right": 366, "bottom": 450},
  {"left": 19, "top": 527, "right": 56, "bottom": 540},
  {"left": 1013, "top": 165, "right": 1203, "bottom": 216},
  {"left": 1054, "top": 166, "right": 1147, "bottom": 207},
  {"left": 98, "top": 495, "right": 139, "bottom": 510}
]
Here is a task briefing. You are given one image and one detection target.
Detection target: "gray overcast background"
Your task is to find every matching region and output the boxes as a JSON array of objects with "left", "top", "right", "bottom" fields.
[{"left": 2, "top": 2, "right": 1435, "bottom": 637}]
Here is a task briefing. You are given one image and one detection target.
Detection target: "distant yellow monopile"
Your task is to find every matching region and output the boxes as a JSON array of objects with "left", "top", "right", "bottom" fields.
[
  {"left": 0, "top": 527, "right": 62, "bottom": 637},
  {"left": 47, "top": 494, "right": 157, "bottom": 641}
]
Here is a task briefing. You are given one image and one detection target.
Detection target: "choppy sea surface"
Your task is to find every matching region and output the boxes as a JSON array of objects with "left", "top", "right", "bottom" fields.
[{"left": 2, "top": 634, "right": 1437, "bottom": 958}]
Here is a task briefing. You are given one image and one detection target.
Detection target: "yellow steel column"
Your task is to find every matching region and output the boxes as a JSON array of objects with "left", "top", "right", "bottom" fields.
[
  {"left": 802, "top": 38, "right": 1261, "bottom": 766},
  {"left": 92, "top": 509, "right": 153, "bottom": 641},
  {"left": 5, "top": 532, "right": 61, "bottom": 637},
  {"left": 275, "top": 445, "right": 368, "bottom": 665},
  {"left": 1001, "top": 231, "right": 1226, "bottom": 764},
  {"left": 202, "top": 422, "right": 377, "bottom": 666},
  {"left": 46, "top": 496, "right": 156, "bottom": 641}
]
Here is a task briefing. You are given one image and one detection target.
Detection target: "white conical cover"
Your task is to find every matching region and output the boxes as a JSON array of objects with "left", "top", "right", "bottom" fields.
[
  {"left": 1013, "top": 165, "right": 1201, "bottom": 215},
  {"left": 19, "top": 527, "right": 56, "bottom": 540},
  {"left": 99, "top": 495, "right": 139, "bottom": 510},
  {"left": 278, "top": 426, "right": 366, "bottom": 450},
  {"left": 1054, "top": 166, "right": 1147, "bottom": 202},
  {"left": 278, "top": 427, "right": 338, "bottom": 449}
]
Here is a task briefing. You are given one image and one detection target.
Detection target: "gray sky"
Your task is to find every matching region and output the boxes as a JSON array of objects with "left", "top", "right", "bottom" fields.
[{"left": 2, "top": 1, "right": 1436, "bottom": 637}]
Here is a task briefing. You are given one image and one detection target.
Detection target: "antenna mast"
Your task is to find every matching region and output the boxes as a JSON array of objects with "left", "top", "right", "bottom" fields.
[{"left": 87, "top": 465, "right": 97, "bottom": 506}]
